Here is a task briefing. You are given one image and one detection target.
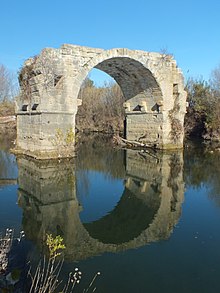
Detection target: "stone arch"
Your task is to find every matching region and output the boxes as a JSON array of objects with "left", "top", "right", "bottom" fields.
[
  {"left": 72, "top": 50, "right": 164, "bottom": 99},
  {"left": 15, "top": 45, "right": 187, "bottom": 158},
  {"left": 73, "top": 53, "right": 165, "bottom": 140}
]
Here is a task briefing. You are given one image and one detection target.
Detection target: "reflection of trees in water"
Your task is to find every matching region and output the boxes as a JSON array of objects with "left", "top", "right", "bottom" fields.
[
  {"left": 76, "top": 134, "right": 126, "bottom": 179},
  {"left": 0, "top": 151, "right": 17, "bottom": 179},
  {"left": 76, "top": 134, "right": 126, "bottom": 198},
  {"left": 76, "top": 169, "right": 91, "bottom": 198},
  {"left": 184, "top": 144, "right": 220, "bottom": 206},
  {"left": 0, "top": 133, "right": 16, "bottom": 152},
  {"left": 167, "top": 153, "right": 182, "bottom": 212}
]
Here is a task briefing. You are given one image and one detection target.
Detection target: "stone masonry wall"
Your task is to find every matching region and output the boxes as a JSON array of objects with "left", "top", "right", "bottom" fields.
[{"left": 16, "top": 44, "right": 187, "bottom": 158}]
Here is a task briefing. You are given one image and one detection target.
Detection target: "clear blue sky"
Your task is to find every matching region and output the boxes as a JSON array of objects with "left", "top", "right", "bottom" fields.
[{"left": 1, "top": 0, "right": 220, "bottom": 84}]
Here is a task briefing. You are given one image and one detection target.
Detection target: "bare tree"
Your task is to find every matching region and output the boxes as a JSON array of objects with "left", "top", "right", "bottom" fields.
[
  {"left": 0, "top": 64, "right": 18, "bottom": 102},
  {"left": 76, "top": 78, "right": 125, "bottom": 133},
  {"left": 210, "top": 63, "right": 220, "bottom": 94}
]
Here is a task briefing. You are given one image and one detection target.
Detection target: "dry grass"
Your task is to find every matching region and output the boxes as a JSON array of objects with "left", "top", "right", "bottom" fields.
[{"left": 0, "top": 101, "right": 15, "bottom": 117}]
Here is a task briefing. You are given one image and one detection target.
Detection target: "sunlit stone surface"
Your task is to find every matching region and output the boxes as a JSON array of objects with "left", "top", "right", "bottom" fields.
[{"left": 15, "top": 45, "right": 187, "bottom": 157}]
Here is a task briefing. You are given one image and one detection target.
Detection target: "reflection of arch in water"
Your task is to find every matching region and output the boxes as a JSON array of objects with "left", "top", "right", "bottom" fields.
[
  {"left": 83, "top": 186, "right": 161, "bottom": 244},
  {"left": 17, "top": 148, "right": 184, "bottom": 261}
]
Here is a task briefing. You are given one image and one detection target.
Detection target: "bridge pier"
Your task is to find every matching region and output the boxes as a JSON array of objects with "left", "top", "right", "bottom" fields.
[{"left": 16, "top": 111, "right": 76, "bottom": 158}]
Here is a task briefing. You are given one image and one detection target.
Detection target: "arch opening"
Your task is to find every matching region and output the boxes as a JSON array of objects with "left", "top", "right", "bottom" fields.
[
  {"left": 76, "top": 57, "right": 164, "bottom": 139},
  {"left": 76, "top": 67, "right": 125, "bottom": 134},
  {"left": 95, "top": 57, "right": 162, "bottom": 102}
]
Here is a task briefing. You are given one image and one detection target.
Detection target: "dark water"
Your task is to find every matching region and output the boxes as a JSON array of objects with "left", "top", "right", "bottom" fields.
[{"left": 1, "top": 135, "right": 220, "bottom": 292}]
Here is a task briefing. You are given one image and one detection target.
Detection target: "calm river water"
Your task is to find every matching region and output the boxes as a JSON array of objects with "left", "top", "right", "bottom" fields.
[{"left": 1, "top": 134, "right": 220, "bottom": 293}]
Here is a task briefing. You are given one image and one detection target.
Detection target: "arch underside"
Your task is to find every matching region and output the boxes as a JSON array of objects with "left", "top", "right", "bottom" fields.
[{"left": 95, "top": 57, "right": 162, "bottom": 102}]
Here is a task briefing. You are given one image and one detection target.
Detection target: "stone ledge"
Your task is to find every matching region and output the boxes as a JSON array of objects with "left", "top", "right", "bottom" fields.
[
  {"left": 11, "top": 147, "right": 76, "bottom": 160},
  {"left": 16, "top": 111, "right": 75, "bottom": 115}
]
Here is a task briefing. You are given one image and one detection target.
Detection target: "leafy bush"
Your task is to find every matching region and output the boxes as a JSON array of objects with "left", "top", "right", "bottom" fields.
[{"left": 184, "top": 77, "right": 220, "bottom": 140}]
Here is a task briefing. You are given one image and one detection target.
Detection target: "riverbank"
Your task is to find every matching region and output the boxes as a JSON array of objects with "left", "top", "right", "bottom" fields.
[
  {"left": 1, "top": 115, "right": 220, "bottom": 155},
  {"left": 0, "top": 116, "right": 16, "bottom": 135},
  {"left": 0, "top": 117, "right": 16, "bottom": 151}
]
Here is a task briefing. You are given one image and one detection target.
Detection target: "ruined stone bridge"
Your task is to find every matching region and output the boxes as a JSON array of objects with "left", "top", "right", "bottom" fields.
[{"left": 16, "top": 44, "right": 187, "bottom": 158}]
